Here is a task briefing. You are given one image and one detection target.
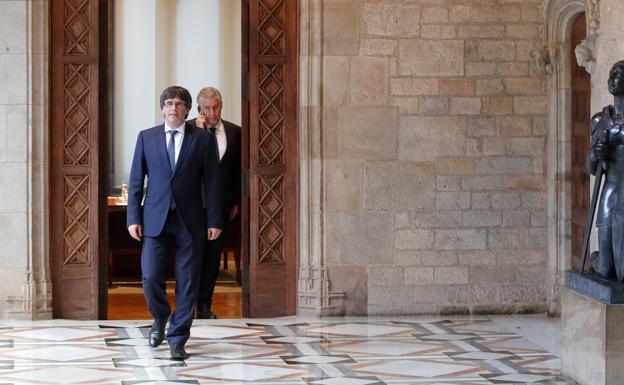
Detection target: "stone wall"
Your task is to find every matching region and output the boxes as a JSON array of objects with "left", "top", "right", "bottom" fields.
[
  {"left": 593, "top": 0, "right": 624, "bottom": 111},
  {"left": 0, "top": 0, "right": 28, "bottom": 316},
  {"left": 0, "top": 0, "right": 50, "bottom": 319},
  {"left": 322, "top": 0, "right": 550, "bottom": 315},
  {"left": 2, "top": 0, "right": 620, "bottom": 319}
]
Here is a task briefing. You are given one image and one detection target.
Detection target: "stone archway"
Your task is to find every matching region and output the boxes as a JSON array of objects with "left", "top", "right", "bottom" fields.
[{"left": 543, "top": 0, "right": 598, "bottom": 315}]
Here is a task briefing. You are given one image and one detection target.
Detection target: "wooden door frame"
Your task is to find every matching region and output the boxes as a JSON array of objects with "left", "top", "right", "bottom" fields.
[
  {"left": 49, "top": 0, "right": 111, "bottom": 319},
  {"left": 241, "top": 0, "right": 251, "bottom": 317},
  {"left": 245, "top": 0, "right": 299, "bottom": 317},
  {"left": 50, "top": 0, "right": 299, "bottom": 319}
]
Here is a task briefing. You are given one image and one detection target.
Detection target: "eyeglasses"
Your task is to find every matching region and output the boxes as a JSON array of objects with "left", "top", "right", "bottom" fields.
[{"left": 163, "top": 100, "right": 187, "bottom": 109}]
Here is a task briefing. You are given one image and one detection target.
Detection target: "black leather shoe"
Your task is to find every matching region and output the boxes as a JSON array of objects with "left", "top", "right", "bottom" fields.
[
  {"left": 170, "top": 343, "right": 189, "bottom": 360},
  {"left": 148, "top": 322, "right": 166, "bottom": 347},
  {"left": 197, "top": 305, "right": 217, "bottom": 319},
  {"left": 197, "top": 309, "right": 217, "bottom": 319}
]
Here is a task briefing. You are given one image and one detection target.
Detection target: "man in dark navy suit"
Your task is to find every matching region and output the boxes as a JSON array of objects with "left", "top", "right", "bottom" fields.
[
  {"left": 127, "top": 86, "right": 222, "bottom": 360},
  {"left": 188, "top": 87, "right": 241, "bottom": 319}
]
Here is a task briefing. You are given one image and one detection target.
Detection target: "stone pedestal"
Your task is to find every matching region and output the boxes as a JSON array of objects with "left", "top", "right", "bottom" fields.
[{"left": 561, "top": 284, "right": 624, "bottom": 385}]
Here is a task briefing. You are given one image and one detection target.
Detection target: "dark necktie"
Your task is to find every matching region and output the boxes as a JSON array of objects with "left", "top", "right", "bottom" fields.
[
  {"left": 167, "top": 130, "right": 177, "bottom": 170},
  {"left": 209, "top": 126, "right": 216, "bottom": 134}
]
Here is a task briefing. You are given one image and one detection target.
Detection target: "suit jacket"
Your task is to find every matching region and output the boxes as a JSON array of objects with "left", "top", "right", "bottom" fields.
[
  {"left": 126, "top": 123, "right": 222, "bottom": 237},
  {"left": 188, "top": 118, "right": 242, "bottom": 221}
]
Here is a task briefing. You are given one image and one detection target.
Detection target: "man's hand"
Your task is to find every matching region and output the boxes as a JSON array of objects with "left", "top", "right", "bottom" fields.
[
  {"left": 195, "top": 113, "right": 207, "bottom": 128},
  {"left": 228, "top": 205, "right": 239, "bottom": 221},
  {"left": 128, "top": 224, "right": 143, "bottom": 241},
  {"left": 207, "top": 228, "right": 222, "bottom": 240}
]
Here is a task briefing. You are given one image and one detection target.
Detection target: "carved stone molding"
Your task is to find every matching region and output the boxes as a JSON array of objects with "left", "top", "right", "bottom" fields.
[
  {"left": 5, "top": 278, "right": 52, "bottom": 320},
  {"left": 586, "top": 0, "right": 599, "bottom": 37},
  {"left": 2, "top": 0, "right": 53, "bottom": 320},
  {"left": 532, "top": 48, "right": 551, "bottom": 76},
  {"left": 548, "top": 45, "right": 562, "bottom": 75},
  {"left": 298, "top": 266, "right": 345, "bottom": 316},
  {"left": 575, "top": 35, "right": 597, "bottom": 75},
  {"left": 572, "top": 0, "right": 599, "bottom": 75},
  {"left": 543, "top": 0, "right": 588, "bottom": 315},
  {"left": 532, "top": 45, "right": 561, "bottom": 76},
  {"left": 297, "top": 0, "right": 346, "bottom": 316}
]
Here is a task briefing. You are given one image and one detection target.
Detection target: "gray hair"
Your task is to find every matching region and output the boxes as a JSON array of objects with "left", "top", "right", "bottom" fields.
[{"left": 196, "top": 86, "right": 223, "bottom": 105}]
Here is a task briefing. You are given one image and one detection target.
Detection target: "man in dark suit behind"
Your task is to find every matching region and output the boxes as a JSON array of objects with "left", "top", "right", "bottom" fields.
[
  {"left": 127, "top": 86, "right": 222, "bottom": 360},
  {"left": 188, "top": 87, "right": 241, "bottom": 319}
]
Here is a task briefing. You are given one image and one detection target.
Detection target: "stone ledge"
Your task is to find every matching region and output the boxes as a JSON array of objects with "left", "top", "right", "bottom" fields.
[{"left": 565, "top": 269, "right": 624, "bottom": 304}]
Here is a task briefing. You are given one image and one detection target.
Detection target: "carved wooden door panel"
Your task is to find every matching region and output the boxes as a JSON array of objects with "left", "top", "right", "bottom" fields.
[
  {"left": 571, "top": 13, "right": 591, "bottom": 270},
  {"left": 245, "top": 0, "right": 298, "bottom": 317},
  {"left": 50, "top": 0, "right": 109, "bottom": 319}
]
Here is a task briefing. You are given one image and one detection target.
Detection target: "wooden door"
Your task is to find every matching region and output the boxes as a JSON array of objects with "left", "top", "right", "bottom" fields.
[
  {"left": 50, "top": 0, "right": 110, "bottom": 319},
  {"left": 245, "top": 0, "right": 298, "bottom": 317},
  {"left": 570, "top": 13, "right": 591, "bottom": 270}
]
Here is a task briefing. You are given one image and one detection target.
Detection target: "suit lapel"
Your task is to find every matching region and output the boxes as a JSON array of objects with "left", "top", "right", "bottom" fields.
[
  {"left": 219, "top": 123, "right": 229, "bottom": 163},
  {"left": 153, "top": 124, "right": 172, "bottom": 175},
  {"left": 221, "top": 121, "right": 236, "bottom": 164},
  {"left": 171, "top": 123, "right": 196, "bottom": 178}
]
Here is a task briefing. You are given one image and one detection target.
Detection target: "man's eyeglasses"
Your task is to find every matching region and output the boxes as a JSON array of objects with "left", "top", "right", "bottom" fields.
[{"left": 164, "top": 100, "right": 187, "bottom": 109}]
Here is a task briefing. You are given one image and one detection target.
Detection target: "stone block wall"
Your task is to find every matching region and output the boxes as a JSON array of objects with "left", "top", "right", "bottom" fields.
[
  {"left": 0, "top": 0, "right": 50, "bottom": 319},
  {"left": 323, "top": 0, "right": 549, "bottom": 315},
  {"left": 0, "top": 0, "right": 31, "bottom": 315},
  {"left": 594, "top": 0, "right": 624, "bottom": 111}
]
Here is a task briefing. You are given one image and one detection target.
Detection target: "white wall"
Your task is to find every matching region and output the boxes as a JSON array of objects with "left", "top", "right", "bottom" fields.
[
  {"left": 113, "top": 0, "right": 241, "bottom": 187},
  {"left": 113, "top": 0, "right": 157, "bottom": 188},
  {"left": 174, "top": 0, "right": 221, "bottom": 108},
  {"left": 220, "top": 0, "right": 242, "bottom": 125}
]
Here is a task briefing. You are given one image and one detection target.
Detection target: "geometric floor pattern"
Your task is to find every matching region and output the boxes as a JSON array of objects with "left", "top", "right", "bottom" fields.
[{"left": 0, "top": 316, "right": 574, "bottom": 384}]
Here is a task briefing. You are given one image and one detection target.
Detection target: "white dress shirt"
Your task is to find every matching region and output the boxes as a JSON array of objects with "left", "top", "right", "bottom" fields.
[
  {"left": 164, "top": 122, "right": 185, "bottom": 164},
  {"left": 211, "top": 120, "right": 227, "bottom": 161}
]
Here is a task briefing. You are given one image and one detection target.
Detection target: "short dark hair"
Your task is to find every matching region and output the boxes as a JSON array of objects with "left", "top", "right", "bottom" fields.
[{"left": 159, "top": 86, "right": 192, "bottom": 110}]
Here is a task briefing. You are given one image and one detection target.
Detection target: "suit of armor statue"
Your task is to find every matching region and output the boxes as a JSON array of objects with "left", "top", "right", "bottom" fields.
[{"left": 586, "top": 60, "right": 624, "bottom": 280}]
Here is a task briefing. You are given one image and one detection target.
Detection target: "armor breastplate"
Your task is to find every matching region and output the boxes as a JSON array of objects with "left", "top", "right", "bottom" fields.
[{"left": 596, "top": 108, "right": 624, "bottom": 226}]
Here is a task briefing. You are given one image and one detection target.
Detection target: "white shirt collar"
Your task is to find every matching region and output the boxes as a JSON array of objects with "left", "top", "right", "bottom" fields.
[
  {"left": 164, "top": 121, "right": 186, "bottom": 133},
  {"left": 211, "top": 119, "right": 224, "bottom": 133}
]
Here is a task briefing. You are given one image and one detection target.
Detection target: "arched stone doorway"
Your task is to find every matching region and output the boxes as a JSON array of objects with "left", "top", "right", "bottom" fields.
[{"left": 543, "top": 0, "right": 598, "bottom": 314}]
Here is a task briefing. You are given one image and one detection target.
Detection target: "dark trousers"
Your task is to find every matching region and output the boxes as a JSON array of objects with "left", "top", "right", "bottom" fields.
[
  {"left": 197, "top": 233, "right": 224, "bottom": 310},
  {"left": 141, "top": 210, "right": 203, "bottom": 345}
]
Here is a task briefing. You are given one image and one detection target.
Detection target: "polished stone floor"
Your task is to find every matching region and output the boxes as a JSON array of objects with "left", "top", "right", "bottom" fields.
[{"left": 0, "top": 315, "right": 573, "bottom": 384}]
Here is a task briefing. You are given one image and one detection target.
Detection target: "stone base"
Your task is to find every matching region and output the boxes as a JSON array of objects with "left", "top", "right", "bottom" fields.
[
  {"left": 566, "top": 270, "right": 624, "bottom": 304},
  {"left": 561, "top": 288, "right": 624, "bottom": 385}
]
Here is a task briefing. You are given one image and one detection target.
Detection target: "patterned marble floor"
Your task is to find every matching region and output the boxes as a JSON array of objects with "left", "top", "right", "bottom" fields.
[{"left": 0, "top": 316, "right": 574, "bottom": 385}]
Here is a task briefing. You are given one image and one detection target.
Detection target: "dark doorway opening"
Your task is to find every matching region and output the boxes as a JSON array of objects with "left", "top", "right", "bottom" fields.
[{"left": 570, "top": 12, "right": 591, "bottom": 270}]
